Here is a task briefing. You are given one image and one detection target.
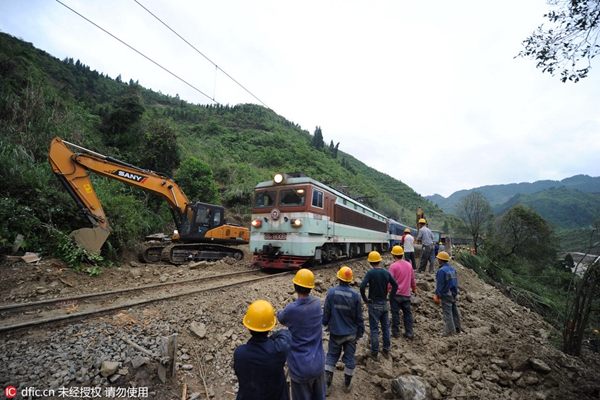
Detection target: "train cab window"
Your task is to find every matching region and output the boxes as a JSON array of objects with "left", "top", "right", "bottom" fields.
[
  {"left": 312, "top": 189, "right": 323, "bottom": 208},
  {"left": 279, "top": 189, "right": 305, "bottom": 206},
  {"left": 254, "top": 191, "right": 277, "bottom": 208}
]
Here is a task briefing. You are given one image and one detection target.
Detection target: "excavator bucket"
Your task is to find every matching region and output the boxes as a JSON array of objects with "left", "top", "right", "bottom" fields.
[{"left": 71, "top": 226, "right": 110, "bottom": 255}]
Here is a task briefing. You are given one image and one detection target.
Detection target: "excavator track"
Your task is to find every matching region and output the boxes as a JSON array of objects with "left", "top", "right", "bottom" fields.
[
  {"left": 162, "top": 243, "right": 244, "bottom": 265},
  {"left": 139, "top": 242, "right": 244, "bottom": 265},
  {"left": 139, "top": 243, "right": 166, "bottom": 263}
]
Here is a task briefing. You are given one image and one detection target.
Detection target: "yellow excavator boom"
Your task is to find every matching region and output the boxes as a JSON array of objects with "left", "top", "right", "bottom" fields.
[{"left": 48, "top": 137, "right": 190, "bottom": 253}]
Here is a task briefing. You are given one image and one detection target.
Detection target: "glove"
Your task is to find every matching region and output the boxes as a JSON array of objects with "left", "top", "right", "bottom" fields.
[
  {"left": 433, "top": 294, "right": 440, "bottom": 304},
  {"left": 412, "top": 287, "right": 418, "bottom": 295}
]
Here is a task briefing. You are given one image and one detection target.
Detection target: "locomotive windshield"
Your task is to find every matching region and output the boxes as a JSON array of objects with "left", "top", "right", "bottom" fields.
[
  {"left": 279, "top": 188, "right": 306, "bottom": 206},
  {"left": 254, "top": 191, "right": 277, "bottom": 208}
]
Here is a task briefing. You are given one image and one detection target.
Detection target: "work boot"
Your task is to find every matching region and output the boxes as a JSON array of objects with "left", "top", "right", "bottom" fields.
[
  {"left": 366, "top": 350, "right": 378, "bottom": 361},
  {"left": 381, "top": 349, "right": 390, "bottom": 359},
  {"left": 325, "top": 371, "right": 333, "bottom": 396},
  {"left": 343, "top": 374, "right": 353, "bottom": 393}
]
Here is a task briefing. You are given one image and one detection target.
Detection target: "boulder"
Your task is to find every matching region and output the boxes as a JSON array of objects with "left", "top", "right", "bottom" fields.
[
  {"left": 100, "top": 361, "right": 119, "bottom": 377},
  {"left": 391, "top": 375, "right": 430, "bottom": 400}
]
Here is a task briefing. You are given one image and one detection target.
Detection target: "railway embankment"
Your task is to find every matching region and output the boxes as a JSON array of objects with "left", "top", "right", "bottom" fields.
[{"left": 1, "top": 253, "right": 599, "bottom": 399}]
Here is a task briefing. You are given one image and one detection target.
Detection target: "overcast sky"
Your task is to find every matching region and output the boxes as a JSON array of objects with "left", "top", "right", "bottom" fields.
[{"left": 2, "top": 0, "right": 599, "bottom": 197}]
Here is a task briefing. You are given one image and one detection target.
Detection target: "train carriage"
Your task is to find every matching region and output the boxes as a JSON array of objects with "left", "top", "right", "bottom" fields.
[
  {"left": 250, "top": 172, "right": 390, "bottom": 269},
  {"left": 388, "top": 218, "right": 417, "bottom": 249}
]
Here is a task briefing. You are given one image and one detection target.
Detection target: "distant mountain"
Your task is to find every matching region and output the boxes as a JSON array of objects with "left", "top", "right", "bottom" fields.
[
  {"left": 493, "top": 187, "right": 600, "bottom": 230},
  {"left": 427, "top": 175, "right": 600, "bottom": 213}
]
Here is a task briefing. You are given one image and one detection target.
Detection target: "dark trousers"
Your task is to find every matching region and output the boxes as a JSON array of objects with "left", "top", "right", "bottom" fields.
[
  {"left": 390, "top": 295, "right": 413, "bottom": 336},
  {"left": 418, "top": 245, "right": 435, "bottom": 272},
  {"left": 405, "top": 251, "right": 416, "bottom": 269}
]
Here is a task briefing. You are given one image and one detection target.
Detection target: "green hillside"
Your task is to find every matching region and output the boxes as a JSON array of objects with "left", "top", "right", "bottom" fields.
[
  {"left": 429, "top": 175, "right": 600, "bottom": 211},
  {"left": 427, "top": 176, "right": 600, "bottom": 231},
  {"left": 0, "top": 32, "right": 459, "bottom": 258},
  {"left": 493, "top": 187, "right": 600, "bottom": 230}
]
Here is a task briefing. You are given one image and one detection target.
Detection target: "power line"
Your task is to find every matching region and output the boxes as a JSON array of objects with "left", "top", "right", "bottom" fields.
[
  {"left": 55, "top": 0, "right": 219, "bottom": 104},
  {"left": 133, "top": 0, "right": 271, "bottom": 110}
]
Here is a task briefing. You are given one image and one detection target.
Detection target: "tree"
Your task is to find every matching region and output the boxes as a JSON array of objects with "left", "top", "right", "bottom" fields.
[
  {"left": 563, "top": 216, "right": 600, "bottom": 356},
  {"left": 311, "top": 126, "right": 324, "bottom": 150},
  {"left": 454, "top": 191, "right": 493, "bottom": 253},
  {"left": 518, "top": 0, "right": 600, "bottom": 82},
  {"left": 486, "top": 205, "right": 558, "bottom": 270},
  {"left": 101, "top": 89, "right": 145, "bottom": 149},
  {"left": 174, "top": 157, "right": 219, "bottom": 205},
  {"left": 138, "top": 118, "right": 180, "bottom": 175}
]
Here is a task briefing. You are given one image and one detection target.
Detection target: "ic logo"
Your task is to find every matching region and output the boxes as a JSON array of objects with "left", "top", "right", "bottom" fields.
[{"left": 4, "top": 386, "right": 17, "bottom": 398}]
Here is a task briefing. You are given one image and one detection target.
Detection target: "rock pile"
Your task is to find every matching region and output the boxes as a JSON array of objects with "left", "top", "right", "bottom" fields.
[{"left": 1, "top": 253, "right": 599, "bottom": 399}]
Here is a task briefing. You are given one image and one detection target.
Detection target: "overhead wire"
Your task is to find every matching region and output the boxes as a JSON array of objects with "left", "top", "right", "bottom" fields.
[
  {"left": 133, "top": 0, "right": 271, "bottom": 110},
  {"left": 54, "top": 0, "right": 219, "bottom": 104}
]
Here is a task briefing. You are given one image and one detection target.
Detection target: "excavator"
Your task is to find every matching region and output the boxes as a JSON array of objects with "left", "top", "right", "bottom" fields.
[{"left": 48, "top": 137, "right": 250, "bottom": 264}]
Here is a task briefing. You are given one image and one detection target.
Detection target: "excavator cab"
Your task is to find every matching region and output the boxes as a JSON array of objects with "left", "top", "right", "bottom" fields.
[{"left": 179, "top": 203, "right": 224, "bottom": 241}]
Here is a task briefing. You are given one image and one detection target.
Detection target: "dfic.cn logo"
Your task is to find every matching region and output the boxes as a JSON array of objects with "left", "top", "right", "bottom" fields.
[{"left": 4, "top": 385, "right": 17, "bottom": 398}]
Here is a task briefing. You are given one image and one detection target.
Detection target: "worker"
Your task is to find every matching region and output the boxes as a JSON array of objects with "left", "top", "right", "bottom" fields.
[
  {"left": 388, "top": 246, "right": 418, "bottom": 339},
  {"left": 277, "top": 269, "right": 326, "bottom": 400},
  {"left": 403, "top": 228, "right": 416, "bottom": 270},
  {"left": 439, "top": 241, "right": 445, "bottom": 253},
  {"left": 234, "top": 300, "right": 292, "bottom": 400},
  {"left": 434, "top": 251, "right": 462, "bottom": 337},
  {"left": 323, "top": 266, "right": 364, "bottom": 395},
  {"left": 416, "top": 218, "right": 435, "bottom": 273},
  {"left": 360, "top": 251, "right": 398, "bottom": 360}
]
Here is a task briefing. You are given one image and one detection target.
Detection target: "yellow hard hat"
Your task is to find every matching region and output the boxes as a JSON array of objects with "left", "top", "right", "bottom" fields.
[
  {"left": 292, "top": 268, "right": 315, "bottom": 289},
  {"left": 436, "top": 251, "right": 450, "bottom": 261},
  {"left": 418, "top": 218, "right": 427, "bottom": 224},
  {"left": 404, "top": 228, "right": 411, "bottom": 233},
  {"left": 595, "top": 329, "right": 599, "bottom": 335},
  {"left": 367, "top": 251, "right": 382, "bottom": 263},
  {"left": 439, "top": 242, "right": 443, "bottom": 245},
  {"left": 391, "top": 245, "right": 404, "bottom": 256},
  {"left": 243, "top": 300, "right": 276, "bottom": 332},
  {"left": 337, "top": 266, "right": 353, "bottom": 282}
]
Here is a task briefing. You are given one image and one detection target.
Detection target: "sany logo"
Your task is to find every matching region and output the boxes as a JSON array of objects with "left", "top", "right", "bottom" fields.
[
  {"left": 4, "top": 386, "right": 17, "bottom": 398},
  {"left": 115, "top": 170, "right": 148, "bottom": 183}
]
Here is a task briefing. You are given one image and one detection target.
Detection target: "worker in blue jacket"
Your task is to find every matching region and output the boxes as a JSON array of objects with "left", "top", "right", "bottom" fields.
[
  {"left": 277, "top": 269, "right": 326, "bottom": 400},
  {"left": 434, "top": 251, "right": 462, "bottom": 337},
  {"left": 323, "top": 266, "right": 364, "bottom": 395},
  {"left": 234, "top": 300, "right": 291, "bottom": 400}
]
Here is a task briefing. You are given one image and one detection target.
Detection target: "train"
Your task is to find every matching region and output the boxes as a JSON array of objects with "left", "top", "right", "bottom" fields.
[{"left": 249, "top": 172, "right": 423, "bottom": 270}]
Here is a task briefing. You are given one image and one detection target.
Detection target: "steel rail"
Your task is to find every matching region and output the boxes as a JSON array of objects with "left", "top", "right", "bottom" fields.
[{"left": 0, "top": 269, "right": 293, "bottom": 333}]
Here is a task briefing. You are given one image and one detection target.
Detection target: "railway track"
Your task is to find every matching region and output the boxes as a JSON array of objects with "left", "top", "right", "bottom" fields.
[{"left": 0, "top": 269, "right": 293, "bottom": 333}]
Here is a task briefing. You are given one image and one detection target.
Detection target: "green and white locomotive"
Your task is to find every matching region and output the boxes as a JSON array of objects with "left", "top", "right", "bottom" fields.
[{"left": 250, "top": 172, "right": 390, "bottom": 269}]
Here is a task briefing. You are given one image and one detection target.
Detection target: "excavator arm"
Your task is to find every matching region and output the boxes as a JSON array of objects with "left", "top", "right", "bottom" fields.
[{"left": 48, "top": 136, "right": 190, "bottom": 253}]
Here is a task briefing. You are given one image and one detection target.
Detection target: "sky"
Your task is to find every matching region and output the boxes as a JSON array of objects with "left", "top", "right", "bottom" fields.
[{"left": 2, "top": 0, "right": 599, "bottom": 198}]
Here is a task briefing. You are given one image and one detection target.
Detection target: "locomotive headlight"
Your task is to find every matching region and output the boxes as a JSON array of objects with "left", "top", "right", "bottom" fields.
[
  {"left": 291, "top": 218, "right": 302, "bottom": 228},
  {"left": 274, "top": 173, "right": 284, "bottom": 184},
  {"left": 251, "top": 219, "right": 262, "bottom": 228}
]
